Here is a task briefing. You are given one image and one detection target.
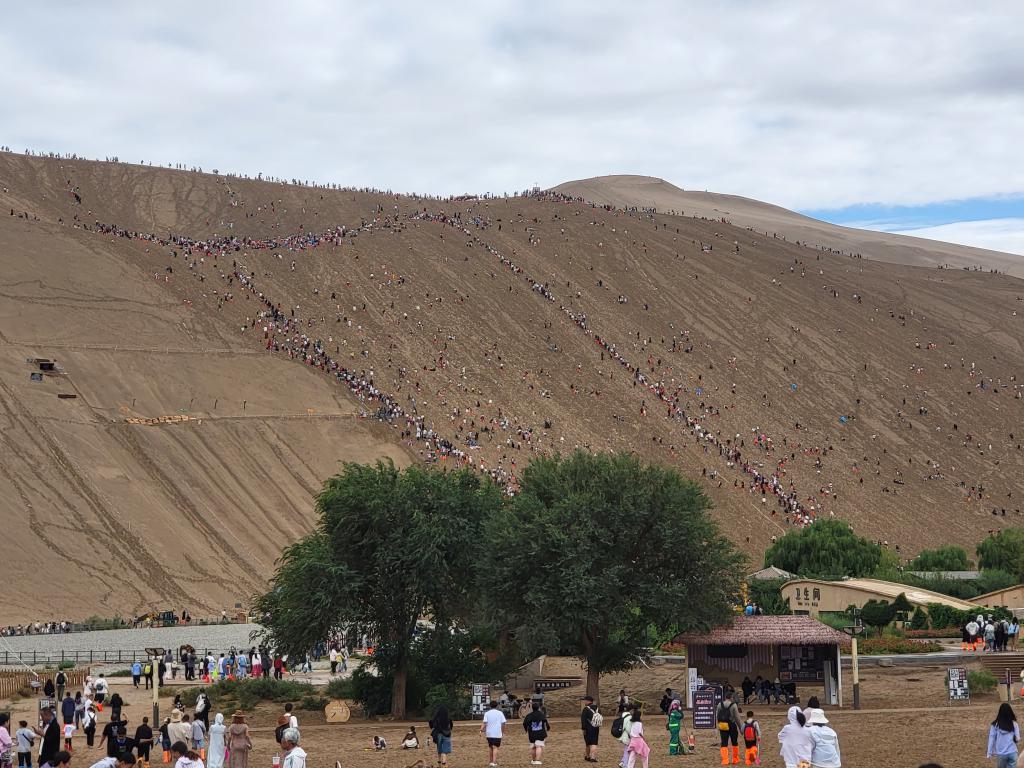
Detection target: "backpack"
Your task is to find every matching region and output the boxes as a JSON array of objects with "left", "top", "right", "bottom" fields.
[
  {"left": 743, "top": 721, "right": 757, "bottom": 742},
  {"left": 717, "top": 703, "right": 733, "bottom": 731},
  {"left": 589, "top": 709, "right": 604, "bottom": 728},
  {"left": 274, "top": 723, "right": 287, "bottom": 744},
  {"left": 610, "top": 716, "right": 625, "bottom": 739}
]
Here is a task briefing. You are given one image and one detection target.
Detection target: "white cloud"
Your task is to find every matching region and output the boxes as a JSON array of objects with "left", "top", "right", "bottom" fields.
[
  {"left": 0, "top": 1, "right": 1022, "bottom": 209},
  {"left": 891, "top": 219, "right": 1024, "bottom": 257}
]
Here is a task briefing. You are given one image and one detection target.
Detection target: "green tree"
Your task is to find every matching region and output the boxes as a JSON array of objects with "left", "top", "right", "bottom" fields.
[
  {"left": 252, "top": 460, "right": 501, "bottom": 718},
  {"left": 977, "top": 530, "right": 1024, "bottom": 581},
  {"left": 747, "top": 579, "right": 791, "bottom": 615},
  {"left": 860, "top": 599, "right": 897, "bottom": 637},
  {"left": 906, "top": 546, "right": 970, "bottom": 572},
  {"left": 485, "top": 451, "right": 744, "bottom": 702},
  {"left": 764, "top": 520, "right": 882, "bottom": 578},
  {"left": 976, "top": 569, "right": 1018, "bottom": 595}
]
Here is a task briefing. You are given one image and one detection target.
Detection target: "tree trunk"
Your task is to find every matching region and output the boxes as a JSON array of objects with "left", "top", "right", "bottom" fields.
[
  {"left": 585, "top": 659, "right": 601, "bottom": 704},
  {"left": 391, "top": 658, "right": 408, "bottom": 719}
]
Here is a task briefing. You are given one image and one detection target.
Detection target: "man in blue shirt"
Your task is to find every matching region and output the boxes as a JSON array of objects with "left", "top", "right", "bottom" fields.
[{"left": 131, "top": 661, "right": 142, "bottom": 688}]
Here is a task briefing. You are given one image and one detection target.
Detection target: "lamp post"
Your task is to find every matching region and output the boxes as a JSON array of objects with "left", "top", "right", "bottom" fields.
[{"left": 841, "top": 612, "right": 865, "bottom": 710}]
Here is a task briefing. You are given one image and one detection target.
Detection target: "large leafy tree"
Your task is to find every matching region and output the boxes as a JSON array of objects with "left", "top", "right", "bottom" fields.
[
  {"left": 252, "top": 459, "right": 501, "bottom": 717},
  {"left": 907, "top": 546, "right": 971, "bottom": 572},
  {"left": 977, "top": 530, "right": 1024, "bottom": 581},
  {"left": 764, "top": 519, "right": 882, "bottom": 578},
  {"left": 485, "top": 450, "right": 744, "bottom": 702}
]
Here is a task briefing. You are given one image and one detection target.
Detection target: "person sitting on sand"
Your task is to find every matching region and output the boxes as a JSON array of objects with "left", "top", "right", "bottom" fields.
[
  {"left": 402, "top": 727, "right": 419, "bottom": 749},
  {"left": 373, "top": 736, "right": 387, "bottom": 751}
]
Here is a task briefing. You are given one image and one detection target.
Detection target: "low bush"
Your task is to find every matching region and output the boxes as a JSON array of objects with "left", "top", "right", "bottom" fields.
[
  {"left": 906, "top": 628, "right": 960, "bottom": 639},
  {"left": 179, "top": 677, "right": 316, "bottom": 711},
  {"left": 424, "top": 684, "right": 471, "bottom": 720},
  {"left": 57, "top": 661, "right": 77, "bottom": 670},
  {"left": 658, "top": 642, "right": 686, "bottom": 656},
  {"left": 858, "top": 637, "right": 943, "bottom": 655},
  {"left": 324, "top": 677, "right": 355, "bottom": 699},
  {"left": 968, "top": 668, "right": 997, "bottom": 694}
]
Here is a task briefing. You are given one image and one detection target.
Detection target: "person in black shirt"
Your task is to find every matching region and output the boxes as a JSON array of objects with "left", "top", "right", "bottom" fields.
[
  {"left": 135, "top": 717, "right": 154, "bottom": 763},
  {"left": 109, "top": 692, "right": 124, "bottom": 723},
  {"left": 98, "top": 716, "right": 127, "bottom": 756},
  {"left": 35, "top": 708, "right": 60, "bottom": 767},
  {"left": 522, "top": 702, "right": 550, "bottom": 765},
  {"left": 108, "top": 726, "right": 137, "bottom": 759}
]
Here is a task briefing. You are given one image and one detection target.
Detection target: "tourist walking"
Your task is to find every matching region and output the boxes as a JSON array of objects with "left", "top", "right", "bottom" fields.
[
  {"left": 205, "top": 715, "right": 225, "bottom": 768},
  {"left": 523, "top": 701, "right": 550, "bottom": 765},
  {"left": 226, "top": 712, "right": 250, "bottom": 768},
  {"left": 807, "top": 709, "right": 841, "bottom": 768},
  {"left": 987, "top": 703, "right": 1020, "bottom": 767},
  {"left": 195, "top": 691, "right": 210, "bottom": 730},
  {"left": 170, "top": 741, "right": 204, "bottom": 768},
  {"left": 717, "top": 691, "right": 742, "bottom": 765},
  {"left": 581, "top": 696, "right": 602, "bottom": 762},
  {"left": 778, "top": 707, "right": 812, "bottom": 768},
  {"left": 480, "top": 700, "right": 506, "bottom": 768},
  {"left": 0, "top": 714, "right": 13, "bottom": 768},
  {"left": 54, "top": 671, "right": 67, "bottom": 702},
  {"left": 617, "top": 706, "right": 634, "bottom": 768},
  {"left": 429, "top": 705, "right": 453, "bottom": 767},
  {"left": 280, "top": 729, "right": 305, "bottom": 768},
  {"left": 134, "top": 718, "right": 153, "bottom": 765},
  {"left": 625, "top": 710, "right": 649, "bottom": 768}
]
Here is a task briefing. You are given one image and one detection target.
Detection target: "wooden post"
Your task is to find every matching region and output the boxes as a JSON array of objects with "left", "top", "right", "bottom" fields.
[{"left": 851, "top": 636, "right": 860, "bottom": 710}]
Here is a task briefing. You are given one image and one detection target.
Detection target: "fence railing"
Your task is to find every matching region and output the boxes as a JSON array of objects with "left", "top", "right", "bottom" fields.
[
  {"left": 0, "top": 649, "right": 231, "bottom": 667},
  {"left": 0, "top": 668, "right": 90, "bottom": 698}
]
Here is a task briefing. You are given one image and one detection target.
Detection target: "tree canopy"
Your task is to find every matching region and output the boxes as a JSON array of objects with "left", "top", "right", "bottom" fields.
[
  {"left": 484, "top": 450, "right": 744, "bottom": 701},
  {"left": 763, "top": 519, "right": 882, "bottom": 578},
  {"left": 906, "top": 546, "right": 971, "bottom": 572},
  {"left": 859, "top": 599, "right": 896, "bottom": 636},
  {"left": 977, "top": 529, "right": 1024, "bottom": 582},
  {"left": 252, "top": 459, "right": 502, "bottom": 718}
]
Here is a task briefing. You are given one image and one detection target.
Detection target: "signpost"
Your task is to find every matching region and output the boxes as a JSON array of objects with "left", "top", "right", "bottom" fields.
[
  {"left": 692, "top": 684, "right": 722, "bottom": 729},
  {"left": 145, "top": 647, "right": 165, "bottom": 725},
  {"left": 840, "top": 610, "right": 865, "bottom": 710},
  {"left": 470, "top": 683, "right": 491, "bottom": 718},
  {"left": 948, "top": 667, "right": 970, "bottom": 704}
]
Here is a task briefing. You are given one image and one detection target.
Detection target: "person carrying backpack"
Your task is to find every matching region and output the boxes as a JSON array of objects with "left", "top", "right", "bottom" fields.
[
  {"left": 522, "top": 702, "right": 550, "bottom": 766},
  {"left": 581, "top": 696, "right": 602, "bottom": 763},
  {"left": 742, "top": 711, "right": 761, "bottom": 765},
  {"left": 716, "top": 691, "right": 741, "bottom": 765},
  {"left": 614, "top": 705, "right": 634, "bottom": 768}
]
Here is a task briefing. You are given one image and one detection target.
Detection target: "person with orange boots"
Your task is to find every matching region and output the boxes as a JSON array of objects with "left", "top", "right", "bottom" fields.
[
  {"left": 715, "top": 691, "right": 742, "bottom": 765},
  {"left": 741, "top": 711, "right": 761, "bottom": 765}
]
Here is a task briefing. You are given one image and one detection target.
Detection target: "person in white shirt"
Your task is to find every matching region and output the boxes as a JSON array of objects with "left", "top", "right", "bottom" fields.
[
  {"left": 280, "top": 729, "right": 305, "bottom": 768},
  {"left": 480, "top": 701, "right": 506, "bottom": 768},
  {"left": 88, "top": 753, "right": 136, "bottom": 768},
  {"left": 329, "top": 648, "right": 339, "bottom": 675}
]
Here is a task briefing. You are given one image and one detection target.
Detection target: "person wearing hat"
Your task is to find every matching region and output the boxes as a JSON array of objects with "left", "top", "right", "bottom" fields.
[
  {"left": 167, "top": 712, "right": 191, "bottom": 751},
  {"left": 226, "top": 713, "right": 251, "bottom": 768},
  {"left": 806, "top": 710, "right": 841, "bottom": 768}
]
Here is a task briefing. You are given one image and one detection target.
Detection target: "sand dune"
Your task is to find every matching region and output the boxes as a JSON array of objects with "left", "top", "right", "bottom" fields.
[
  {"left": 1, "top": 153, "right": 1023, "bottom": 622},
  {"left": 553, "top": 175, "right": 1024, "bottom": 276}
]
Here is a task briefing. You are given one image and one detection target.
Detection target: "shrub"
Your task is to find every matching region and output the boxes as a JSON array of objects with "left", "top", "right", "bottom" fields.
[
  {"left": 350, "top": 666, "right": 394, "bottom": 717},
  {"left": 299, "top": 694, "right": 328, "bottom": 711},
  {"left": 424, "top": 684, "right": 471, "bottom": 720},
  {"left": 58, "top": 661, "right": 77, "bottom": 671},
  {"left": 909, "top": 608, "right": 928, "bottom": 630},
  {"left": 179, "top": 677, "right": 316, "bottom": 711},
  {"left": 324, "top": 677, "right": 355, "bottom": 699},
  {"left": 968, "top": 668, "right": 997, "bottom": 694},
  {"left": 857, "top": 637, "right": 942, "bottom": 655},
  {"left": 907, "top": 628, "right": 961, "bottom": 639}
]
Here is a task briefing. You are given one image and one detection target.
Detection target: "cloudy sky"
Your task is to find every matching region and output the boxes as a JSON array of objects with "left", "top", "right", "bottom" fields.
[{"left": 2, "top": 1, "right": 1022, "bottom": 253}]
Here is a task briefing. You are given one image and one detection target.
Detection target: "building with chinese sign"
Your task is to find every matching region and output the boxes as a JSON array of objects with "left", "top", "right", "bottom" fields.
[
  {"left": 676, "top": 615, "right": 850, "bottom": 707},
  {"left": 783, "top": 577, "right": 979, "bottom": 618}
]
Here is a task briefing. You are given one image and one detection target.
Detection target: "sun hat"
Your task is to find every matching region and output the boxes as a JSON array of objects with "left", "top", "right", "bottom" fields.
[
  {"left": 169, "top": 709, "right": 183, "bottom": 722},
  {"left": 806, "top": 708, "right": 829, "bottom": 725}
]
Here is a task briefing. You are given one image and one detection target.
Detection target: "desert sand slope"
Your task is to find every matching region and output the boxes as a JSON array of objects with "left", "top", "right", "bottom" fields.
[
  {"left": 1, "top": 153, "right": 1023, "bottom": 622},
  {"left": 553, "top": 175, "right": 1024, "bottom": 277}
]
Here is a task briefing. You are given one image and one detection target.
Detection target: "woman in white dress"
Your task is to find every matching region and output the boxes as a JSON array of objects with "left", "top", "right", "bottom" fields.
[{"left": 206, "top": 713, "right": 227, "bottom": 768}]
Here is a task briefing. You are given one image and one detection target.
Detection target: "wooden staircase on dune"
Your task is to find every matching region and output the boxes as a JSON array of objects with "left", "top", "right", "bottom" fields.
[{"left": 977, "top": 654, "right": 1024, "bottom": 681}]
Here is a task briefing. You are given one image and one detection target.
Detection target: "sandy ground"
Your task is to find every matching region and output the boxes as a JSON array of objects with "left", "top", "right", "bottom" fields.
[
  {"left": 1, "top": 663, "right": 1003, "bottom": 768},
  {"left": 2, "top": 153, "right": 1024, "bottom": 621},
  {"left": 553, "top": 175, "right": 1024, "bottom": 276}
]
